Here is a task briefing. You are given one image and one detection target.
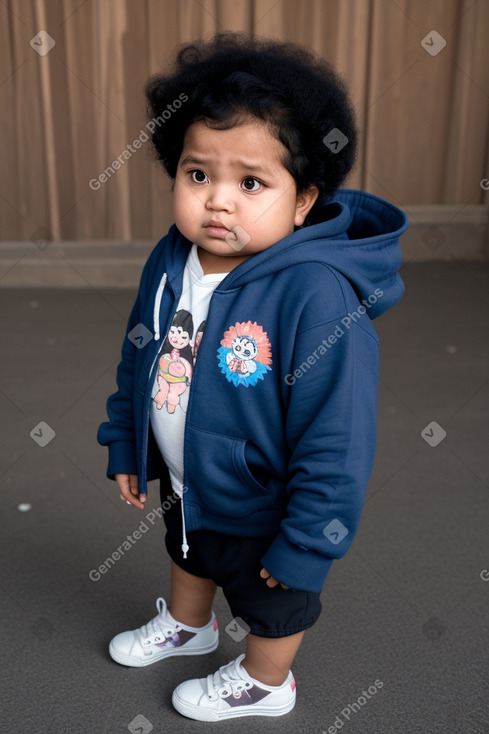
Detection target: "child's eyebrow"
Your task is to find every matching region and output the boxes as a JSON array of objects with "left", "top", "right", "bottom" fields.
[
  {"left": 180, "top": 155, "right": 209, "bottom": 167},
  {"left": 180, "top": 154, "right": 274, "bottom": 176}
]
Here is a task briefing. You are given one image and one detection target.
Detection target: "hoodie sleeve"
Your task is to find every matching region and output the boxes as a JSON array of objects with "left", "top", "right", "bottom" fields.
[
  {"left": 96, "top": 245, "right": 161, "bottom": 480},
  {"left": 260, "top": 309, "right": 379, "bottom": 593},
  {"left": 96, "top": 293, "right": 142, "bottom": 479}
]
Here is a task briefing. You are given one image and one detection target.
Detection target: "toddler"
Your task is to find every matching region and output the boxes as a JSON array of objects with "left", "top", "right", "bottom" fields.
[{"left": 98, "top": 32, "right": 407, "bottom": 722}]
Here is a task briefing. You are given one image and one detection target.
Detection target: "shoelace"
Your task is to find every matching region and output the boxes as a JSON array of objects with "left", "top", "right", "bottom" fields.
[
  {"left": 206, "top": 659, "right": 253, "bottom": 701},
  {"left": 137, "top": 597, "right": 178, "bottom": 646}
]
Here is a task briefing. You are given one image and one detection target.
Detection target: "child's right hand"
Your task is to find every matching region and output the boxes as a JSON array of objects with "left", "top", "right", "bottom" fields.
[{"left": 115, "top": 473, "right": 146, "bottom": 510}]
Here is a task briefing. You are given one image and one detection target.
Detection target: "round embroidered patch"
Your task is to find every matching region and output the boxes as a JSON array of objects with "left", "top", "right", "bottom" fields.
[{"left": 217, "top": 321, "right": 272, "bottom": 387}]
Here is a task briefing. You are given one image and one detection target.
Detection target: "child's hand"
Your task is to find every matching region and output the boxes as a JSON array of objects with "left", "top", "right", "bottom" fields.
[
  {"left": 260, "top": 567, "right": 290, "bottom": 589},
  {"left": 115, "top": 473, "right": 146, "bottom": 510}
]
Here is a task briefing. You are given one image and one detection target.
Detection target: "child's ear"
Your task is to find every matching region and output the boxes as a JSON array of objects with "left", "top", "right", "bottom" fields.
[{"left": 294, "top": 186, "right": 319, "bottom": 226}]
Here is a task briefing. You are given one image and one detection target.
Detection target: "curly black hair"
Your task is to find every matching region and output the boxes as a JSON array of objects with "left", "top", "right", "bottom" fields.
[{"left": 145, "top": 32, "right": 357, "bottom": 206}]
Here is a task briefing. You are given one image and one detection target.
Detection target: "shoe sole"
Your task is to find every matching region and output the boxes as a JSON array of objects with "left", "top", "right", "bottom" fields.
[
  {"left": 109, "top": 636, "right": 219, "bottom": 667},
  {"left": 172, "top": 691, "right": 296, "bottom": 721}
]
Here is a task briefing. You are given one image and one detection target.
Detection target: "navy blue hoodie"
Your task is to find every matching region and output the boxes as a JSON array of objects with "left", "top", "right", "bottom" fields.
[{"left": 97, "top": 189, "right": 408, "bottom": 592}]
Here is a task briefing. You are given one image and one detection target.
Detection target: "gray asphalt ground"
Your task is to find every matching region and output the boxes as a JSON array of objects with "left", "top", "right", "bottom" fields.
[{"left": 1, "top": 261, "right": 488, "bottom": 734}]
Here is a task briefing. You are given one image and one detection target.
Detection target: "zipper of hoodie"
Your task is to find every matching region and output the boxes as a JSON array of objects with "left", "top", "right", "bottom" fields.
[{"left": 176, "top": 297, "right": 209, "bottom": 558}]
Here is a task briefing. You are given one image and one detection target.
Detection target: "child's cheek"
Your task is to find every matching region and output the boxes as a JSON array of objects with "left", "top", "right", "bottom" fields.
[{"left": 173, "top": 191, "right": 194, "bottom": 239}]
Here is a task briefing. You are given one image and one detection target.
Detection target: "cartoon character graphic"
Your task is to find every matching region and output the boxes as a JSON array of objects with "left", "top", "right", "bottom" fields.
[
  {"left": 217, "top": 321, "right": 272, "bottom": 387},
  {"left": 227, "top": 335, "right": 259, "bottom": 375},
  {"left": 154, "top": 310, "right": 194, "bottom": 413}
]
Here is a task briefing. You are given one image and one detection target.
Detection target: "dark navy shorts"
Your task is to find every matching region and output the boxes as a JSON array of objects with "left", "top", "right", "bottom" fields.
[{"left": 162, "top": 496, "right": 322, "bottom": 638}]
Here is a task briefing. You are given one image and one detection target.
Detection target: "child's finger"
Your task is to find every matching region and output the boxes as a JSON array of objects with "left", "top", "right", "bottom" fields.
[
  {"left": 120, "top": 491, "right": 145, "bottom": 510},
  {"left": 127, "top": 475, "right": 146, "bottom": 504},
  {"left": 115, "top": 474, "right": 145, "bottom": 509},
  {"left": 260, "top": 568, "right": 279, "bottom": 587},
  {"left": 260, "top": 567, "right": 290, "bottom": 589}
]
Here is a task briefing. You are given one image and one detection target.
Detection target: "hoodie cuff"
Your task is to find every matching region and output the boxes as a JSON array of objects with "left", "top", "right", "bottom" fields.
[
  {"left": 106, "top": 441, "right": 138, "bottom": 480},
  {"left": 260, "top": 532, "right": 334, "bottom": 593}
]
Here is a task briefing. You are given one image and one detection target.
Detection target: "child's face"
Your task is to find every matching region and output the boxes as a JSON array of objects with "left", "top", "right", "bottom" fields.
[{"left": 173, "top": 118, "right": 318, "bottom": 270}]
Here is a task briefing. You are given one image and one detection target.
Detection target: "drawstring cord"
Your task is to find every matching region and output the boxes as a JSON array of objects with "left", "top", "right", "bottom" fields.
[
  {"left": 181, "top": 495, "right": 189, "bottom": 559},
  {"left": 153, "top": 273, "right": 167, "bottom": 341}
]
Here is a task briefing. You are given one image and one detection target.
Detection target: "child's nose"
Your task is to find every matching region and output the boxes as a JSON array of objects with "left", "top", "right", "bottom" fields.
[{"left": 205, "top": 184, "right": 235, "bottom": 213}]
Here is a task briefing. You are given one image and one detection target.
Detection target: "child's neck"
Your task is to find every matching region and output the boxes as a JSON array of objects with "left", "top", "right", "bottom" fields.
[{"left": 197, "top": 246, "right": 250, "bottom": 275}]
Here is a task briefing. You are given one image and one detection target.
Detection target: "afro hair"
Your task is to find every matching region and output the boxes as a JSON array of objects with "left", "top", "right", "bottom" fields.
[{"left": 145, "top": 32, "right": 358, "bottom": 206}]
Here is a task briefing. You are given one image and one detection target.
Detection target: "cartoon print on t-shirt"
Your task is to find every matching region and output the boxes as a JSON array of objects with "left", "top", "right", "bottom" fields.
[
  {"left": 154, "top": 310, "right": 194, "bottom": 413},
  {"left": 217, "top": 321, "right": 272, "bottom": 387}
]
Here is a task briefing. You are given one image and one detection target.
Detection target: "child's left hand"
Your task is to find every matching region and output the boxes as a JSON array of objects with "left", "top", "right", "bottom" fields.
[{"left": 260, "top": 567, "right": 290, "bottom": 589}]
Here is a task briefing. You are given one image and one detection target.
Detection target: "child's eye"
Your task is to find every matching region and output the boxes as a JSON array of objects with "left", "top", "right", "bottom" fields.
[
  {"left": 240, "top": 177, "right": 261, "bottom": 192},
  {"left": 190, "top": 170, "right": 209, "bottom": 184}
]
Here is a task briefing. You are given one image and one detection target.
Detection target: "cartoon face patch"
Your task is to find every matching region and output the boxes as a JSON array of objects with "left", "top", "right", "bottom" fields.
[{"left": 217, "top": 321, "right": 272, "bottom": 387}]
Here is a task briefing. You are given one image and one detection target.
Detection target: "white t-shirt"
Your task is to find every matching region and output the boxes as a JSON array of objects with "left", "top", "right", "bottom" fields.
[{"left": 150, "top": 245, "right": 226, "bottom": 497}]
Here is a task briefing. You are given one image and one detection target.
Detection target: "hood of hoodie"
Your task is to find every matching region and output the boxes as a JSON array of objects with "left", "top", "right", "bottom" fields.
[{"left": 213, "top": 188, "right": 408, "bottom": 319}]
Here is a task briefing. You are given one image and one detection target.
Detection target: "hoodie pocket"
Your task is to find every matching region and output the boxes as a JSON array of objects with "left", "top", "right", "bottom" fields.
[{"left": 184, "top": 424, "right": 276, "bottom": 519}]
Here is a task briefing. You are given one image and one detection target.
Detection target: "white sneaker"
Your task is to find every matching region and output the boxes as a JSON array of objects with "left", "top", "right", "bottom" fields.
[
  {"left": 109, "top": 597, "right": 218, "bottom": 667},
  {"left": 172, "top": 653, "right": 296, "bottom": 721}
]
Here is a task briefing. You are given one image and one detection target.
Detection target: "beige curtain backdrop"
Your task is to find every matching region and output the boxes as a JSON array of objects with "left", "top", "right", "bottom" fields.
[{"left": 1, "top": 0, "right": 488, "bottom": 241}]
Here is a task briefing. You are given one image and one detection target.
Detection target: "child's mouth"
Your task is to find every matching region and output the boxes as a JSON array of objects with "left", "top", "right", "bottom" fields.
[{"left": 204, "top": 221, "right": 231, "bottom": 239}]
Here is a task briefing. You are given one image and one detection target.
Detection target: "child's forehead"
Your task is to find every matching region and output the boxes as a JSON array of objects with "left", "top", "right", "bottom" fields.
[{"left": 180, "top": 119, "right": 286, "bottom": 171}]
